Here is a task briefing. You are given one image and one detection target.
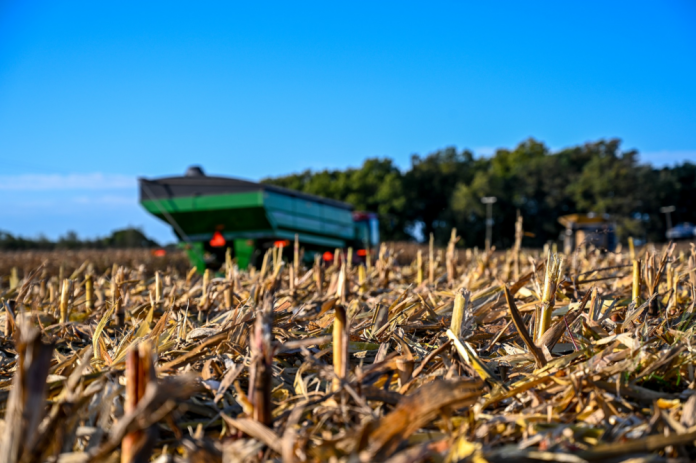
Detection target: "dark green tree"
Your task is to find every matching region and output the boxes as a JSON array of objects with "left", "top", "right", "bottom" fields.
[
  {"left": 262, "top": 158, "right": 410, "bottom": 240},
  {"left": 262, "top": 138, "right": 691, "bottom": 247},
  {"left": 403, "top": 147, "right": 480, "bottom": 244}
]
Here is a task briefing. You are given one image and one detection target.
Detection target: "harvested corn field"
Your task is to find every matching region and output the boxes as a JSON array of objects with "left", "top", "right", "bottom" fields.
[{"left": 1, "top": 238, "right": 696, "bottom": 463}]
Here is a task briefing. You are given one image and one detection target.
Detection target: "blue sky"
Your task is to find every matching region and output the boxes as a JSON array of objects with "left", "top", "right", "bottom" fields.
[{"left": 1, "top": 1, "right": 695, "bottom": 244}]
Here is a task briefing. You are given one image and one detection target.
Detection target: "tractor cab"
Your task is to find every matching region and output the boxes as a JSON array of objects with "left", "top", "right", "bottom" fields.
[{"left": 352, "top": 212, "right": 379, "bottom": 258}]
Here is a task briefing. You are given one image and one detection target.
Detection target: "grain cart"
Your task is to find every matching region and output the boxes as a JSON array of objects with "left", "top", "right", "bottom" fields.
[{"left": 139, "top": 166, "right": 379, "bottom": 271}]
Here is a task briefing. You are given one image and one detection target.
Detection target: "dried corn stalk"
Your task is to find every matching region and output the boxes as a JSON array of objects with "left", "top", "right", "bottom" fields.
[{"left": 0, "top": 238, "right": 693, "bottom": 462}]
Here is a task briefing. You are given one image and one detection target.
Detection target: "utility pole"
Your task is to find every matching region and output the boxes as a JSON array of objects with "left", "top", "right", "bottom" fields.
[
  {"left": 481, "top": 196, "right": 497, "bottom": 252},
  {"left": 660, "top": 205, "right": 675, "bottom": 231}
]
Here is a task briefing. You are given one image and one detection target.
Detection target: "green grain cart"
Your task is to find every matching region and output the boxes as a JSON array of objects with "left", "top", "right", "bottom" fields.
[{"left": 139, "top": 166, "right": 379, "bottom": 271}]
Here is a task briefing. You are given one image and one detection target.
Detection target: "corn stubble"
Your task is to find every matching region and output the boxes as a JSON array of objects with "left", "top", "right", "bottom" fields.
[{"left": 0, "top": 239, "right": 696, "bottom": 462}]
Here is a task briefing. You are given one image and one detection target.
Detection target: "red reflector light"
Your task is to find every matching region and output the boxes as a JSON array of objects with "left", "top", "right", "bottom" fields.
[
  {"left": 210, "top": 231, "right": 226, "bottom": 247},
  {"left": 356, "top": 249, "right": 367, "bottom": 257},
  {"left": 274, "top": 240, "right": 290, "bottom": 248},
  {"left": 322, "top": 251, "right": 333, "bottom": 261},
  {"left": 152, "top": 249, "right": 166, "bottom": 257}
]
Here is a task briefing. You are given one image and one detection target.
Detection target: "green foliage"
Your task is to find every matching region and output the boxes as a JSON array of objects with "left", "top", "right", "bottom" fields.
[
  {"left": 107, "top": 228, "right": 160, "bottom": 248},
  {"left": 404, "top": 147, "right": 480, "bottom": 243},
  {"left": 0, "top": 227, "right": 160, "bottom": 251},
  {"left": 262, "top": 138, "right": 693, "bottom": 246},
  {"left": 263, "top": 158, "right": 410, "bottom": 240}
]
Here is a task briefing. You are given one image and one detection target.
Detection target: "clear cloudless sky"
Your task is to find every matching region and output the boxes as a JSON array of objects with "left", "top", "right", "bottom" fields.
[{"left": 1, "top": 1, "right": 695, "bottom": 244}]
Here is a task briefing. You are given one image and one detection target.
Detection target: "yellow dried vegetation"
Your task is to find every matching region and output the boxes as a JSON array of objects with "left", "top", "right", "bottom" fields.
[{"left": 0, "top": 238, "right": 695, "bottom": 462}]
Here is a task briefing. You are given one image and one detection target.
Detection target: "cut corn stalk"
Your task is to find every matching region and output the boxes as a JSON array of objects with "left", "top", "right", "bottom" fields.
[
  {"left": 0, "top": 238, "right": 693, "bottom": 461},
  {"left": 536, "top": 252, "right": 563, "bottom": 340},
  {"left": 332, "top": 304, "right": 348, "bottom": 391},
  {"left": 59, "top": 279, "right": 72, "bottom": 324},
  {"left": 450, "top": 288, "right": 471, "bottom": 340}
]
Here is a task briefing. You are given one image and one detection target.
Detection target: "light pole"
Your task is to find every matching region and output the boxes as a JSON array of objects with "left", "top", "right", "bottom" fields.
[
  {"left": 481, "top": 196, "right": 497, "bottom": 252},
  {"left": 660, "top": 205, "right": 675, "bottom": 231}
]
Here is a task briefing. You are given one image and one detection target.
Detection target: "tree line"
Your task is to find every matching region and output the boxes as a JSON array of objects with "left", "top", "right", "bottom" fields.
[
  {"left": 0, "top": 227, "right": 160, "bottom": 251},
  {"left": 263, "top": 138, "right": 696, "bottom": 248}
]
